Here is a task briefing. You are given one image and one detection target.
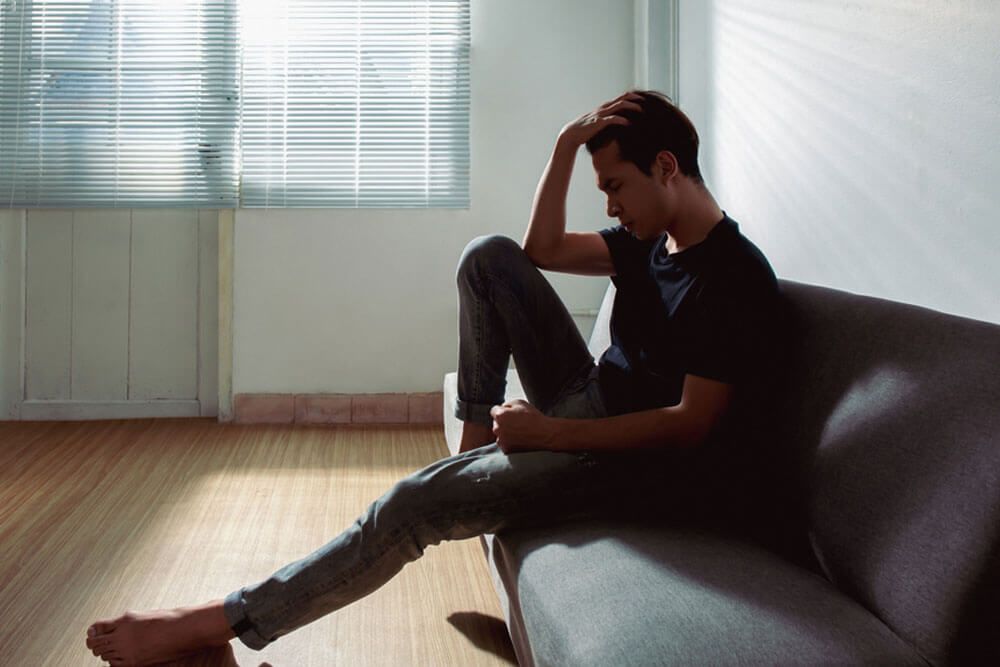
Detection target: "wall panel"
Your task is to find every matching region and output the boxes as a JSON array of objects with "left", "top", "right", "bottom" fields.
[
  {"left": 129, "top": 210, "right": 199, "bottom": 400},
  {"left": 71, "top": 210, "right": 131, "bottom": 400},
  {"left": 25, "top": 211, "right": 73, "bottom": 400}
]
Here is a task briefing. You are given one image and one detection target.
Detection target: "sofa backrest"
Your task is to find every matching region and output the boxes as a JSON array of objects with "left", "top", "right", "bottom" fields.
[
  {"left": 589, "top": 278, "right": 1000, "bottom": 665},
  {"left": 768, "top": 279, "right": 1000, "bottom": 666}
]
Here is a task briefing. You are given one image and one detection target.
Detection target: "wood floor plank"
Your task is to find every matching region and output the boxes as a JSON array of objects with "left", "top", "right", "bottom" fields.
[{"left": 0, "top": 419, "right": 517, "bottom": 666}]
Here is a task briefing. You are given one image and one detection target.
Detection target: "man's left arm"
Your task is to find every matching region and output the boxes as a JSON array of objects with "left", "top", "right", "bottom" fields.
[{"left": 490, "top": 374, "right": 734, "bottom": 454}]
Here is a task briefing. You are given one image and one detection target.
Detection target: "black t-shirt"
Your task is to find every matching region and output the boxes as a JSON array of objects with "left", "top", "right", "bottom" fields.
[{"left": 597, "top": 213, "right": 780, "bottom": 417}]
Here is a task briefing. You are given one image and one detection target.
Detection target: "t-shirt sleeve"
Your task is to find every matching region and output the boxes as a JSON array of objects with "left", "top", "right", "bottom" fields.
[
  {"left": 598, "top": 225, "right": 655, "bottom": 287},
  {"left": 681, "top": 278, "right": 779, "bottom": 386}
]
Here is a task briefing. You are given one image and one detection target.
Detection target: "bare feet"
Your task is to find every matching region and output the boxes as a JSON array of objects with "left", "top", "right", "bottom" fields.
[{"left": 85, "top": 599, "right": 235, "bottom": 666}]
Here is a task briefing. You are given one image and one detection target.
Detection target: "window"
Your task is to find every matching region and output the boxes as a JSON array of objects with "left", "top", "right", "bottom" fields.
[
  {"left": 0, "top": 0, "right": 471, "bottom": 209},
  {"left": 240, "top": 1, "right": 470, "bottom": 208},
  {"left": 0, "top": 0, "right": 240, "bottom": 207}
]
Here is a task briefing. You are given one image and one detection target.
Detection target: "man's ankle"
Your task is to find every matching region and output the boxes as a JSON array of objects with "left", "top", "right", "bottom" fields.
[{"left": 458, "top": 421, "right": 494, "bottom": 453}]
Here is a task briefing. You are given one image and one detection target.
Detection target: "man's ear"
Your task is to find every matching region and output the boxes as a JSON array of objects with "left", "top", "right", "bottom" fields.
[{"left": 654, "top": 150, "right": 679, "bottom": 183}]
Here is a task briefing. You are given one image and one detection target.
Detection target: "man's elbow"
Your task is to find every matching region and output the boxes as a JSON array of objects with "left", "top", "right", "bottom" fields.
[{"left": 521, "top": 242, "right": 550, "bottom": 268}]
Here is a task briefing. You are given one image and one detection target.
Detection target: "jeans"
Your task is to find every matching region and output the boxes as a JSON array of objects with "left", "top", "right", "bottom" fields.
[
  {"left": 453, "top": 234, "right": 604, "bottom": 425},
  {"left": 222, "top": 235, "right": 708, "bottom": 650}
]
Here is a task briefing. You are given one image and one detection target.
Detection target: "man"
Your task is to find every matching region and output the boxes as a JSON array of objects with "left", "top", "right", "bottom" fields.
[{"left": 85, "top": 90, "right": 781, "bottom": 665}]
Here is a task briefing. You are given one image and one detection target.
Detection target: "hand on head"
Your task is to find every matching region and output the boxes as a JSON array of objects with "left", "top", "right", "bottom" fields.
[{"left": 559, "top": 91, "right": 645, "bottom": 147}]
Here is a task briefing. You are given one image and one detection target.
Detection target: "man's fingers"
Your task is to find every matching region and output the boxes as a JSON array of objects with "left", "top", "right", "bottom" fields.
[
  {"left": 588, "top": 101, "right": 641, "bottom": 128},
  {"left": 600, "top": 92, "right": 644, "bottom": 110},
  {"left": 605, "top": 99, "right": 642, "bottom": 115},
  {"left": 590, "top": 114, "right": 630, "bottom": 129},
  {"left": 600, "top": 92, "right": 634, "bottom": 108}
]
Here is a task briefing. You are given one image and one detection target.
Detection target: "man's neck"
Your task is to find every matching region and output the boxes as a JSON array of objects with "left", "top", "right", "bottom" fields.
[{"left": 665, "top": 185, "right": 724, "bottom": 255}]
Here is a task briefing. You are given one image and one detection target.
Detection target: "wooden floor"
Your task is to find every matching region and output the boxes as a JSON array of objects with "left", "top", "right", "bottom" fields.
[{"left": 0, "top": 419, "right": 518, "bottom": 667}]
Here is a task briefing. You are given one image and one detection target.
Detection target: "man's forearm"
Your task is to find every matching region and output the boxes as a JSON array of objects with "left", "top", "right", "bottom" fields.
[
  {"left": 522, "top": 134, "right": 578, "bottom": 259},
  {"left": 545, "top": 406, "right": 705, "bottom": 454}
]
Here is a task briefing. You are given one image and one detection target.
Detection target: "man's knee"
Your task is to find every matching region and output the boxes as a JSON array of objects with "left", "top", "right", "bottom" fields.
[
  {"left": 370, "top": 453, "right": 510, "bottom": 548},
  {"left": 456, "top": 234, "right": 527, "bottom": 283}
]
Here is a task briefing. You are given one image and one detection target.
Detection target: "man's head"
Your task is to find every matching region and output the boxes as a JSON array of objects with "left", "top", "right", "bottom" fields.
[{"left": 586, "top": 90, "right": 704, "bottom": 240}]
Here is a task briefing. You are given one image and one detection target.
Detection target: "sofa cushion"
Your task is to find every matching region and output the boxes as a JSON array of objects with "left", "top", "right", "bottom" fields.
[
  {"left": 492, "top": 520, "right": 925, "bottom": 667},
  {"left": 766, "top": 280, "right": 1000, "bottom": 666}
]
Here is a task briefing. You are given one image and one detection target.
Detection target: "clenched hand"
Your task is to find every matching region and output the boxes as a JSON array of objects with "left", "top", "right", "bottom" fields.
[{"left": 489, "top": 399, "right": 558, "bottom": 453}]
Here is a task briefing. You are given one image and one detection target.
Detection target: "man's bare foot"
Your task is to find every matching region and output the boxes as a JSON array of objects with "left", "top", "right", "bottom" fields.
[
  {"left": 458, "top": 419, "right": 495, "bottom": 454},
  {"left": 85, "top": 599, "right": 235, "bottom": 666}
]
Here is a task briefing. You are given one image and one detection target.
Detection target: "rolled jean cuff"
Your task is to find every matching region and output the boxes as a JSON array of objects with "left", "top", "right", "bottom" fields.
[
  {"left": 453, "top": 397, "right": 495, "bottom": 425},
  {"left": 223, "top": 588, "right": 270, "bottom": 651}
]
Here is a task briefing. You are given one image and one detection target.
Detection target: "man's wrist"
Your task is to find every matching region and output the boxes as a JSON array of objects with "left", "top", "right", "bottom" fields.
[
  {"left": 544, "top": 416, "right": 573, "bottom": 452},
  {"left": 555, "top": 131, "right": 581, "bottom": 154}
]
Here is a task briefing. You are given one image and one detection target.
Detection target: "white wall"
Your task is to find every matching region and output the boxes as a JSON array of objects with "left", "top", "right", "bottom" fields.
[
  {"left": 232, "top": 0, "right": 635, "bottom": 395},
  {"left": 679, "top": 0, "right": 1000, "bottom": 324}
]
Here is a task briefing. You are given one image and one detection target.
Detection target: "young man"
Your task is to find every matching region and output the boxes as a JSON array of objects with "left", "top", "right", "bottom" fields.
[{"left": 85, "top": 90, "right": 781, "bottom": 665}]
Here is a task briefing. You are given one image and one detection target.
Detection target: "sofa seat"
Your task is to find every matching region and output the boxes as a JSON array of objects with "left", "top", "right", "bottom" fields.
[{"left": 490, "top": 521, "right": 924, "bottom": 666}]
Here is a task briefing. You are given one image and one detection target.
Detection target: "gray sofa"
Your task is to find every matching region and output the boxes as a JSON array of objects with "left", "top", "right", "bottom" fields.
[{"left": 443, "top": 279, "right": 1000, "bottom": 666}]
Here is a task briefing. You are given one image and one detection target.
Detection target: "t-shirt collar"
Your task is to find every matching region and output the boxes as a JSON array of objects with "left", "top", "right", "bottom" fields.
[{"left": 656, "top": 212, "right": 734, "bottom": 264}]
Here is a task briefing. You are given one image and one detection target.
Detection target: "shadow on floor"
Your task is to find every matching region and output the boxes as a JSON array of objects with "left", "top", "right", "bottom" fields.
[
  {"left": 447, "top": 611, "right": 519, "bottom": 665},
  {"left": 149, "top": 613, "right": 516, "bottom": 667},
  {"left": 149, "top": 643, "right": 266, "bottom": 667}
]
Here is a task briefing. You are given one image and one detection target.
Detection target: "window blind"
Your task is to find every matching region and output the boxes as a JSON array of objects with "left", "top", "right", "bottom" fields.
[
  {"left": 0, "top": 0, "right": 240, "bottom": 208},
  {"left": 238, "top": 0, "right": 470, "bottom": 208},
  {"left": 0, "top": 0, "right": 469, "bottom": 209}
]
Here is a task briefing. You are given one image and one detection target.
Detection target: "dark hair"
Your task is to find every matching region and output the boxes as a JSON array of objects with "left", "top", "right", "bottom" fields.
[{"left": 585, "top": 90, "right": 703, "bottom": 184}]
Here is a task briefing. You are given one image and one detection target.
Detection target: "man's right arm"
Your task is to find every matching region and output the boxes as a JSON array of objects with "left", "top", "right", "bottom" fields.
[
  {"left": 521, "top": 93, "right": 642, "bottom": 276},
  {"left": 521, "top": 134, "right": 615, "bottom": 276},
  {"left": 522, "top": 94, "right": 642, "bottom": 275}
]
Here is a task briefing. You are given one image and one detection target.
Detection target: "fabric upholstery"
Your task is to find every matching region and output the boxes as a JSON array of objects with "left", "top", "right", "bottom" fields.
[
  {"left": 493, "top": 521, "right": 925, "bottom": 667},
  {"left": 764, "top": 281, "right": 1000, "bottom": 665}
]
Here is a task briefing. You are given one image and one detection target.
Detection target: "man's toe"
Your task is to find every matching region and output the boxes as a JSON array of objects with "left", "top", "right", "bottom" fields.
[{"left": 89, "top": 620, "right": 116, "bottom": 637}]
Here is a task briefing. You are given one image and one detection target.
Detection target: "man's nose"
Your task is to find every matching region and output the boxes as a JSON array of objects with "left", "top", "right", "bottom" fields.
[{"left": 607, "top": 201, "right": 620, "bottom": 217}]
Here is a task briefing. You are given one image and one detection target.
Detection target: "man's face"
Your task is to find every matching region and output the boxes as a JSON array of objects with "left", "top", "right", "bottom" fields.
[{"left": 591, "top": 141, "right": 671, "bottom": 241}]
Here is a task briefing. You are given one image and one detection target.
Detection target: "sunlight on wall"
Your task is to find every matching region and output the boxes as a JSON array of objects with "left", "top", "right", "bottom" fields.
[{"left": 686, "top": 0, "right": 1000, "bottom": 324}]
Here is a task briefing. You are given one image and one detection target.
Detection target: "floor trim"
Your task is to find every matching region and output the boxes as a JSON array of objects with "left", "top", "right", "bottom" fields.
[{"left": 234, "top": 392, "right": 444, "bottom": 425}]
